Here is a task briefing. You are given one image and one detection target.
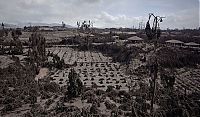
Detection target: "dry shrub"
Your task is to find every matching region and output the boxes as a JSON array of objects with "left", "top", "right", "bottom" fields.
[
  {"left": 3, "top": 96, "right": 15, "bottom": 104},
  {"left": 1, "top": 104, "right": 15, "bottom": 114},
  {"left": 111, "top": 109, "right": 124, "bottom": 116},
  {"left": 104, "top": 100, "right": 117, "bottom": 110},
  {"left": 118, "top": 90, "right": 131, "bottom": 99},
  {"left": 156, "top": 47, "right": 200, "bottom": 68},
  {"left": 118, "top": 103, "right": 132, "bottom": 111},
  {"left": 44, "top": 99, "right": 55, "bottom": 109},
  {"left": 82, "top": 90, "right": 95, "bottom": 100},
  {"left": 30, "top": 104, "right": 48, "bottom": 116},
  {"left": 87, "top": 96, "right": 98, "bottom": 104},
  {"left": 107, "top": 90, "right": 118, "bottom": 99},
  {"left": 40, "top": 91, "right": 51, "bottom": 99},
  {"left": 95, "top": 89, "right": 105, "bottom": 96},
  {"left": 106, "top": 85, "right": 115, "bottom": 92},
  {"left": 43, "top": 82, "right": 60, "bottom": 93},
  {"left": 90, "top": 104, "right": 100, "bottom": 114}
]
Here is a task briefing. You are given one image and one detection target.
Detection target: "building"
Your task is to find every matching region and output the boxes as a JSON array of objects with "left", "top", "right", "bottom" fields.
[
  {"left": 127, "top": 36, "right": 143, "bottom": 43},
  {"left": 184, "top": 42, "right": 200, "bottom": 48},
  {"left": 165, "top": 39, "right": 184, "bottom": 47},
  {"left": 38, "top": 26, "right": 54, "bottom": 31}
]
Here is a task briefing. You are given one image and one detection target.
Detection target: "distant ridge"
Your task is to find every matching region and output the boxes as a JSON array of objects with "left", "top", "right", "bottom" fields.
[
  {"left": 0, "top": 22, "right": 74, "bottom": 29},
  {"left": 0, "top": 23, "right": 18, "bottom": 29}
]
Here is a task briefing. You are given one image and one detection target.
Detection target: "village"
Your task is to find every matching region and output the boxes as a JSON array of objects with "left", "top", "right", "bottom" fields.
[{"left": 0, "top": 19, "right": 200, "bottom": 117}]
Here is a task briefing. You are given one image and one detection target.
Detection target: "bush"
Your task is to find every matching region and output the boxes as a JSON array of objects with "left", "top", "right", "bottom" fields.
[
  {"left": 30, "top": 104, "right": 47, "bottom": 116},
  {"left": 3, "top": 96, "right": 15, "bottom": 104},
  {"left": 24, "top": 95, "right": 37, "bottom": 104},
  {"left": 23, "top": 111, "right": 33, "bottom": 117},
  {"left": 106, "top": 85, "right": 114, "bottom": 92},
  {"left": 118, "top": 90, "right": 131, "bottom": 99},
  {"left": 41, "top": 91, "right": 51, "bottom": 99},
  {"left": 116, "top": 85, "right": 121, "bottom": 90},
  {"left": 111, "top": 109, "right": 123, "bottom": 116},
  {"left": 91, "top": 83, "right": 98, "bottom": 88},
  {"left": 95, "top": 89, "right": 105, "bottom": 96},
  {"left": 82, "top": 90, "right": 95, "bottom": 100},
  {"left": 104, "top": 100, "right": 117, "bottom": 110},
  {"left": 99, "top": 80, "right": 103, "bottom": 84},
  {"left": 45, "top": 99, "right": 55, "bottom": 109},
  {"left": 1, "top": 104, "right": 15, "bottom": 114},
  {"left": 43, "top": 82, "right": 60, "bottom": 93},
  {"left": 90, "top": 104, "right": 99, "bottom": 114},
  {"left": 87, "top": 96, "right": 98, "bottom": 104},
  {"left": 118, "top": 103, "right": 131, "bottom": 111}
]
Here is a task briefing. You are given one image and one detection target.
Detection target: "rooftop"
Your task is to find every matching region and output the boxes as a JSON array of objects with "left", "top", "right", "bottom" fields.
[
  {"left": 165, "top": 39, "right": 184, "bottom": 44},
  {"left": 127, "top": 36, "right": 143, "bottom": 41},
  {"left": 184, "top": 42, "right": 200, "bottom": 46}
]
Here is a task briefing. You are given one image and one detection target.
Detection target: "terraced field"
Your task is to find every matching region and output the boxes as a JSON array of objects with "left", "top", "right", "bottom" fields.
[
  {"left": 175, "top": 68, "right": 200, "bottom": 94},
  {"left": 46, "top": 47, "right": 131, "bottom": 91}
]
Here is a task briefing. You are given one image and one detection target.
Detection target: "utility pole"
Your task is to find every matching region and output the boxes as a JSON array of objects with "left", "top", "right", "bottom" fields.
[{"left": 145, "top": 13, "right": 165, "bottom": 116}]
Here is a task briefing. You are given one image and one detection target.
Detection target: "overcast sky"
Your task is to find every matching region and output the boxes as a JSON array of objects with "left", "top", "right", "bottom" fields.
[{"left": 0, "top": 0, "right": 199, "bottom": 29}]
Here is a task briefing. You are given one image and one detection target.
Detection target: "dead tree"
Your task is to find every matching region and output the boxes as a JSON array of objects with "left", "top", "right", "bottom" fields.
[
  {"left": 79, "top": 20, "right": 92, "bottom": 33},
  {"left": 145, "top": 13, "right": 165, "bottom": 115}
]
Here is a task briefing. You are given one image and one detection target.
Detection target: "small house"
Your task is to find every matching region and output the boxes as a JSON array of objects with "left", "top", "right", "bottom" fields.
[
  {"left": 127, "top": 36, "right": 143, "bottom": 43},
  {"left": 165, "top": 39, "right": 184, "bottom": 47}
]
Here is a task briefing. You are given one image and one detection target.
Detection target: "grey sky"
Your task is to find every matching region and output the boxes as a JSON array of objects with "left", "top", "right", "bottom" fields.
[{"left": 0, "top": 0, "right": 199, "bottom": 29}]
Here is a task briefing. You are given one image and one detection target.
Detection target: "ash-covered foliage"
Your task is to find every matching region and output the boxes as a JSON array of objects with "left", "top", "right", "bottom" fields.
[
  {"left": 0, "top": 57, "right": 61, "bottom": 115},
  {"left": 156, "top": 47, "right": 200, "bottom": 68}
]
